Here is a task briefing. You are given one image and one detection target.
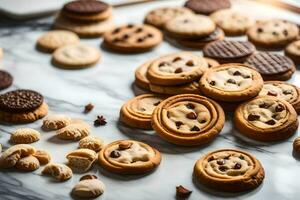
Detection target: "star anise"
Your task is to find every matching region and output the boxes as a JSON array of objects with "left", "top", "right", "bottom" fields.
[{"left": 94, "top": 115, "right": 107, "bottom": 126}]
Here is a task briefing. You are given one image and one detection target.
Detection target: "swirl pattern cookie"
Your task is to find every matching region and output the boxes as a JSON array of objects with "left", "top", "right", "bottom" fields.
[
  {"left": 152, "top": 94, "right": 225, "bottom": 146},
  {"left": 194, "top": 149, "right": 264, "bottom": 192},
  {"left": 285, "top": 40, "right": 300, "bottom": 64},
  {"left": 234, "top": 96, "right": 298, "bottom": 141},
  {"left": 98, "top": 140, "right": 161, "bottom": 174}
]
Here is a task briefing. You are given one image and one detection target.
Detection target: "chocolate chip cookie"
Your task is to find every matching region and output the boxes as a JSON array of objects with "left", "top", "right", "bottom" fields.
[
  {"left": 285, "top": 40, "right": 300, "bottom": 64},
  {"left": 184, "top": 0, "right": 231, "bottom": 15}
]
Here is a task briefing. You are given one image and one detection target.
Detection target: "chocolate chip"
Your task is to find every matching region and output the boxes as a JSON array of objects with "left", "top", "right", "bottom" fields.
[
  {"left": 174, "top": 68, "right": 183, "bottom": 73},
  {"left": 227, "top": 79, "right": 236, "bottom": 84},
  {"left": 186, "top": 103, "right": 195, "bottom": 109},
  {"left": 272, "top": 114, "right": 277, "bottom": 119},
  {"left": 283, "top": 90, "right": 292, "bottom": 95},
  {"left": 112, "top": 28, "right": 121, "bottom": 34},
  {"left": 275, "top": 104, "right": 285, "bottom": 112},
  {"left": 186, "top": 112, "right": 197, "bottom": 119},
  {"left": 153, "top": 101, "right": 161, "bottom": 106},
  {"left": 239, "top": 155, "right": 244, "bottom": 160},
  {"left": 186, "top": 60, "right": 194, "bottom": 66},
  {"left": 259, "top": 102, "right": 269, "bottom": 108},
  {"left": 135, "top": 28, "right": 143, "bottom": 33},
  {"left": 110, "top": 150, "right": 121, "bottom": 158},
  {"left": 209, "top": 80, "right": 216, "bottom": 86},
  {"left": 233, "top": 163, "right": 242, "bottom": 169},
  {"left": 175, "top": 121, "right": 183, "bottom": 128},
  {"left": 200, "top": 120, "right": 206, "bottom": 123},
  {"left": 208, "top": 157, "right": 214, "bottom": 162},
  {"left": 248, "top": 114, "right": 260, "bottom": 121},
  {"left": 243, "top": 75, "right": 251, "bottom": 78},
  {"left": 159, "top": 62, "right": 168, "bottom": 67},
  {"left": 219, "top": 166, "right": 228, "bottom": 172},
  {"left": 122, "top": 34, "right": 129, "bottom": 40},
  {"left": 224, "top": 155, "right": 231, "bottom": 160},
  {"left": 267, "top": 90, "right": 277, "bottom": 96},
  {"left": 266, "top": 119, "right": 276, "bottom": 125},
  {"left": 173, "top": 57, "right": 182, "bottom": 62},
  {"left": 137, "top": 38, "right": 144, "bottom": 43},
  {"left": 233, "top": 71, "right": 241, "bottom": 76},
  {"left": 283, "top": 29, "right": 288, "bottom": 36},
  {"left": 190, "top": 126, "right": 200, "bottom": 131},
  {"left": 127, "top": 24, "right": 134, "bottom": 28},
  {"left": 272, "top": 31, "right": 279, "bottom": 36},
  {"left": 257, "top": 28, "right": 263, "bottom": 33},
  {"left": 147, "top": 33, "right": 153, "bottom": 38},
  {"left": 217, "top": 159, "right": 225, "bottom": 165}
]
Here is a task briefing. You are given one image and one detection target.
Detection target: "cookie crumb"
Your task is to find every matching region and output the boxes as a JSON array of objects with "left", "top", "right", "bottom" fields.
[
  {"left": 94, "top": 115, "right": 107, "bottom": 126},
  {"left": 84, "top": 103, "right": 94, "bottom": 113}
]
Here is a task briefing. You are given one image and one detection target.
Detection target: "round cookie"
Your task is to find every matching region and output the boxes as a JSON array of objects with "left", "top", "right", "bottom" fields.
[
  {"left": 103, "top": 24, "right": 162, "bottom": 53},
  {"left": 134, "top": 59, "right": 153, "bottom": 90},
  {"left": 144, "top": 7, "right": 193, "bottom": 29},
  {"left": 0, "top": 70, "right": 13, "bottom": 90},
  {"left": 36, "top": 30, "right": 79, "bottom": 53},
  {"left": 184, "top": 0, "right": 231, "bottom": 15},
  {"left": 245, "top": 52, "right": 296, "bottom": 81},
  {"left": 165, "top": 14, "right": 216, "bottom": 39},
  {"left": 199, "top": 64, "right": 264, "bottom": 102},
  {"left": 285, "top": 40, "right": 300, "bottom": 64},
  {"left": 119, "top": 94, "right": 166, "bottom": 129},
  {"left": 152, "top": 94, "right": 225, "bottom": 146},
  {"left": 203, "top": 40, "right": 256, "bottom": 63},
  {"left": 52, "top": 43, "right": 100, "bottom": 69},
  {"left": 147, "top": 52, "right": 208, "bottom": 86},
  {"left": 194, "top": 149, "right": 264, "bottom": 192},
  {"left": 149, "top": 81, "right": 201, "bottom": 95},
  {"left": 234, "top": 96, "right": 298, "bottom": 141},
  {"left": 98, "top": 140, "right": 161, "bottom": 174},
  {"left": 247, "top": 19, "right": 299, "bottom": 49},
  {"left": 210, "top": 9, "right": 255, "bottom": 36}
]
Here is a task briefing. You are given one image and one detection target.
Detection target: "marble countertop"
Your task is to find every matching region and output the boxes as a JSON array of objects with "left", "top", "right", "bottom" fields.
[{"left": 0, "top": 0, "right": 300, "bottom": 200}]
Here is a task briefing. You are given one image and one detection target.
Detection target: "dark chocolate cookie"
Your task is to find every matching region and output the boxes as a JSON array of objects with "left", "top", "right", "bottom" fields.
[
  {"left": 0, "top": 89, "right": 44, "bottom": 113},
  {"left": 0, "top": 70, "right": 13, "bottom": 90},
  {"left": 63, "top": 0, "right": 108, "bottom": 15},
  {"left": 184, "top": 0, "right": 231, "bottom": 15}
]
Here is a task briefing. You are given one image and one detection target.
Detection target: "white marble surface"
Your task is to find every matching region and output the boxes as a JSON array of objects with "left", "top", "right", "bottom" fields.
[{"left": 0, "top": 0, "right": 300, "bottom": 200}]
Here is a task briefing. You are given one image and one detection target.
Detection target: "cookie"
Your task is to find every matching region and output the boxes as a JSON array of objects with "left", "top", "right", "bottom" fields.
[
  {"left": 147, "top": 52, "right": 208, "bottom": 86},
  {"left": 66, "top": 149, "right": 97, "bottom": 172},
  {"left": 134, "top": 59, "right": 153, "bottom": 90},
  {"left": 149, "top": 81, "right": 201, "bottom": 95},
  {"left": 120, "top": 94, "right": 166, "bottom": 129},
  {"left": 285, "top": 40, "right": 300, "bottom": 64},
  {"left": 10, "top": 128, "right": 40, "bottom": 144},
  {"left": 234, "top": 96, "right": 298, "bottom": 141},
  {"left": 78, "top": 136, "right": 104, "bottom": 152},
  {"left": 165, "top": 14, "right": 216, "bottom": 39},
  {"left": 210, "top": 9, "right": 255, "bottom": 36},
  {"left": 42, "top": 163, "right": 73, "bottom": 181},
  {"left": 199, "top": 64, "right": 263, "bottom": 102},
  {"left": 152, "top": 94, "right": 225, "bottom": 146},
  {"left": 16, "top": 155, "right": 40, "bottom": 171},
  {"left": 56, "top": 121, "right": 90, "bottom": 141},
  {"left": 0, "top": 70, "right": 13, "bottom": 90},
  {"left": 103, "top": 24, "right": 162, "bottom": 53},
  {"left": 98, "top": 140, "right": 161, "bottom": 174},
  {"left": 245, "top": 52, "right": 296, "bottom": 81},
  {"left": 247, "top": 19, "right": 299, "bottom": 49},
  {"left": 184, "top": 0, "right": 231, "bottom": 15},
  {"left": 203, "top": 40, "right": 256, "bottom": 63},
  {"left": 259, "top": 81, "right": 300, "bottom": 114},
  {"left": 0, "top": 89, "right": 48, "bottom": 124},
  {"left": 144, "top": 7, "right": 193, "bottom": 29},
  {"left": 194, "top": 149, "right": 264, "bottom": 192},
  {"left": 42, "top": 114, "right": 72, "bottom": 130},
  {"left": 72, "top": 178, "right": 105, "bottom": 198},
  {"left": 293, "top": 136, "right": 300, "bottom": 154},
  {"left": 33, "top": 150, "right": 51, "bottom": 165}
]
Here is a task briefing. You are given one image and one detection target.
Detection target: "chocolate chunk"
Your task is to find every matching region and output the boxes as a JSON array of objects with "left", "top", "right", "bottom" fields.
[
  {"left": 239, "top": 155, "right": 244, "bottom": 160},
  {"left": 175, "top": 121, "right": 183, "bottom": 128},
  {"left": 259, "top": 102, "right": 269, "bottom": 108},
  {"left": 63, "top": 0, "right": 108, "bottom": 15},
  {"left": 217, "top": 159, "right": 225, "bottom": 165},
  {"left": 147, "top": 34, "right": 153, "bottom": 38},
  {"left": 266, "top": 119, "right": 276, "bottom": 125},
  {"left": 118, "top": 142, "right": 132, "bottom": 150},
  {"left": 257, "top": 28, "right": 263, "bottom": 33},
  {"left": 275, "top": 104, "right": 285, "bottom": 112},
  {"left": 267, "top": 90, "right": 277, "bottom": 96},
  {"left": 233, "top": 71, "right": 241, "bottom": 76},
  {"left": 135, "top": 28, "right": 143, "bottom": 33},
  {"left": 209, "top": 80, "right": 216, "bottom": 86},
  {"left": 186, "top": 103, "right": 195, "bottom": 109},
  {"left": 208, "top": 156, "right": 214, "bottom": 162},
  {"left": 233, "top": 163, "right": 242, "bottom": 169},
  {"left": 200, "top": 119, "right": 206, "bottom": 123},
  {"left": 112, "top": 28, "right": 121, "bottom": 34},
  {"left": 176, "top": 185, "right": 192, "bottom": 198},
  {"left": 227, "top": 79, "right": 236, "bottom": 84},
  {"left": 0, "top": 70, "right": 13, "bottom": 90},
  {"left": 190, "top": 126, "right": 200, "bottom": 131},
  {"left": 127, "top": 24, "right": 134, "bottom": 28},
  {"left": 110, "top": 150, "right": 121, "bottom": 158},
  {"left": 174, "top": 68, "right": 183, "bottom": 73},
  {"left": 283, "top": 90, "right": 292, "bottom": 95},
  {"left": 122, "top": 34, "right": 129, "bottom": 40},
  {"left": 186, "top": 60, "right": 194, "bottom": 66},
  {"left": 247, "top": 114, "right": 260, "bottom": 121},
  {"left": 137, "top": 38, "right": 144, "bottom": 43},
  {"left": 186, "top": 112, "right": 197, "bottom": 119},
  {"left": 153, "top": 101, "right": 161, "bottom": 106},
  {"left": 173, "top": 57, "right": 182, "bottom": 62},
  {"left": 219, "top": 166, "right": 228, "bottom": 172},
  {"left": 283, "top": 29, "right": 288, "bottom": 36},
  {"left": 159, "top": 62, "right": 169, "bottom": 67}
]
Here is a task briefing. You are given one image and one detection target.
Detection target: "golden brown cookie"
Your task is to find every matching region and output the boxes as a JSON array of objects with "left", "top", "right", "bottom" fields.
[
  {"left": 149, "top": 81, "right": 201, "bottom": 95},
  {"left": 42, "top": 114, "right": 72, "bottom": 130},
  {"left": 10, "top": 128, "right": 40, "bottom": 144},
  {"left": 134, "top": 59, "right": 153, "bottom": 91},
  {"left": 78, "top": 136, "right": 104, "bottom": 152},
  {"left": 16, "top": 155, "right": 40, "bottom": 171},
  {"left": 98, "top": 140, "right": 161, "bottom": 174},
  {"left": 33, "top": 150, "right": 51, "bottom": 165},
  {"left": 152, "top": 94, "right": 225, "bottom": 146},
  {"left": 234, "top": 96, "right": 298, "bottom": 141},
  {"left": 194, "top": 149, "right": 265, "bottom": 192},
  {"left": 285, "top": 40, "right": 300, "bottom": 64},
  {"left": 119, "top": 94, "right": 166, "bottom": 129},
  {"left": 42, "top": 163, "right": 73, "bottom": 181},
  {"left": 72, "top": 178, "right": 105, "bottom": 198},
  {"left": 66, "top": 148, "right": 97, "bottom": 172},
  {"left": 199, "top": 64, "right": 263, "bottom": 102},
  {"left": 56, "top": 120, "right": 90, "bottom": 141}
]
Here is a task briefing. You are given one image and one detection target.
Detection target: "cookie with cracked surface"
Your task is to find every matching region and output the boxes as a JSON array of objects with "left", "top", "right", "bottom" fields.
[
  {"left": 184, "top": 0, "right": 231, "bottom": 15},
  {"left": 72, "top": 178, "right": 105, "bottom": 198},
  {"left": 16, "top": 155, "right": 40, "bottom": 171},
  {"left": 66, "top": 149, "right": 97, "bottom": 172},
  {"left": 42, "top": 163, "right": 73, "bottom": 181},
  {"left": 10, "top": 128, "right": 40, "bottom": 144},
  {"left": 234, "top": 96, "right": 298, "bottom": 141},
  {"left": 152, "top": 94, "right": 225, "bottom": 146},
  {"left": 0, "top": 70, "right": 13, "bottom": 90},
  {"left": 78, "top": 136, "right": 104, "bottom": 152},
  {"left": 285, "top": 40, "right": 300, "bottom": 64},
  {"left": 56, "top": 120, "right": 90, "bottom": 141},
  {"left": 199, "top": 64, "right": 263, "bottom": 102},
  {"left": 98, "top": 140, "right": 161, "bottom": 174},
  {"left": 42, "top": 114, "right": 72, "bottom": 130},
  {"left": 120, "top": 94, "right": 166, "bottom": 129},
  {"left": 33, "top": 150, "right": 51, "bottom": 165},
  {"left": 194, "top": 149, "right": 264, "bottom": 192}
]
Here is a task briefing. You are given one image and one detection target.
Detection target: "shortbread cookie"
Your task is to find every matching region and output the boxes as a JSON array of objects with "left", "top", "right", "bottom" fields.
[
  {"left": 203, "top": 40, "right": 256, "bottom": 63},
  {"left": 293, "top": 136, "right": 300, "bottom": 153},
  {"left": 149, "top": 81, "right": 201, "bottom": 95},
  {"left": 42, "top": 163, "right": 73, "bottom": 181},
  {"left": 16, "top": 155, "right": 40, "bottom": 171},
  {"left": 258, "top": 81, "right": 300, "bottom": 114},
  {"left": 120, "top": 94, "right": 166, "bottom": 129},
  {"left": 285, "top": 40, "right": 300, "bottom": 64},
  {"left": 52, "top": 43, "right": 100, "bottom": 69},
  {"left": 10, "top": 128, "right": 40, "bottom": 144},
  {"left": 0, "top": 89, "right": 48, "bottom": 124},
  {"left": 152, "top": 94, "right": 224, "bottom": 146},
  {"left": 247, "top": 19, "right": 299, "bottom": 49},
  {"left": 0, "top": 144, "right": 36, "bottom": 168},
  {"left": 184, "top": 0, "right": 231, "bottom": 15},
  {"left": 210, "top": 9, "right": 255, "bottom": 36},
  {"left": 245, "top": 52, "right": 296, "bottom": 81},
  {"left": 165, "top": 15, "right": 216, "bottom": 39},
  {"left": 199, "top": 64, "right": 263, "bottom": 102},
  {"left": 72, "top": 179, "right": 105, "bottom": 198},
  {"left": 234, "top": 96, "right": 298, "bottom": 141},
  {"left": 56, "top": 121, "right": 90, "bottom": 141},
  {"left": 66, "top": 149, "right": 97, "bottom": 172},
  {"left": 144, "top": 7, "right": 193, "bottom": 29},
  {"left": 147, "top": 52, "right": 208, "bottom": 86},
  {"left": 79, "top": 136, "right": 104, "bottom": 152},
  {"left": 98, "top": 140, "right": 161, "bottom": 174},
  {"left": 103, "top": 24, "right": 163, "bottom": 53},
  {"left": 194, "top": 149, "right": 264, "bottom": 192},
  {"left": 0, "top": 70, "right": 13, "bottom": 90},
  {"left": 37, "top": 30, "right": 79, "bottom": 53},
  {"left": 33, "top": 150, "right": 51, "bottom": 165},
  {"left": 42, "top": 114, "right": 72, "bottom": 130}
]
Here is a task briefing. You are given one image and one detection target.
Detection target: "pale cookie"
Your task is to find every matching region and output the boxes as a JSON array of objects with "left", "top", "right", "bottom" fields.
[
  {"left": 16, "top": 155, "right": 40, "bottom": 171},
  {"left": 247, "top": 19, "right": 299, "bottom": 49},
  {"left": 37, "top": 30, "right": 79, "bottom": 53},
  {"left": 98, "top": 140, "right": 161, "bottom": 174},
  {"left": 144, "top": 7, "right": 193, "bottom": 29},
  {"left": 147, "top": 52, "right": 208, "bottom": 86},
  {"left": 0, "top": 144, "right": 36, "bottom": 168},
  {"left": 293, "top": 136, "right": 300, "bottom": 154},
  {"left": 165, "top": 14, "right": 216, "bottom": 39},
  {"left": 56, "top": 121, "right": 90, "bottom": 141},
  {"left": 194, "top": 149, "right": 265, "bottom": 192},
  {"left": 52, "top": 43, "right": 101, "bottom": 69},
  {"left": 72, "top": 179, "right": 105, "bottom": 198},
  {"left": 42, "top": 114, "right": 72, "bottom": 130},
  {"left": 10, "top": 128, "right": 40, "bottom": 144},
  {"left": 119, "top": 94, "right": 166, "bottom": 129},
  {"left": 234, "top": 96, "right": 298, "bottom": 141},
  {"left": 33, "top": 150, "right": 51, "bottom": 165},
  {"left": 42, "top": 163, "right": 73, "bottom": 181},
  {"left": 152, "top": 94, "right": 225, "bottom": 146},
  {"left": 285, "top": 40, "right": 300, "bottom": 64},
  {"left": 79, "top": 136, "right": 104, "bottom": 152},
  {"left": 66, "top": 149, "right": 97, "bottom": 172},
  {"left": 210, "top": 9, "right": 255, "bottom": 36},
  {"left": 149, "top": 81, "right": 201, "bottom": 95}
]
